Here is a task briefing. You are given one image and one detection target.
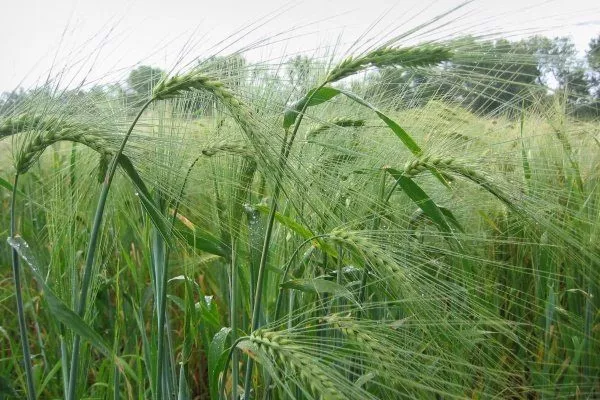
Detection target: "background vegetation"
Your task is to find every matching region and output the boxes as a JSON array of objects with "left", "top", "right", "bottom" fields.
[{"left": 0, "top": 11, "right": 599, "bottom": 400}]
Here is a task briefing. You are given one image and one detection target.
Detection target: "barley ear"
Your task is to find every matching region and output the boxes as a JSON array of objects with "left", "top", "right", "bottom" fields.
[
  {"left": 307, "top": 117, "right": 366, "bottom": 137},
  {"left": 15, "top": 124, "right": 111, "bottom": 173},
  {"left": 326, "top": 45, "right": 452, "bottom": 83},
  {"left": 152, "top": 71, "right": 256, "bottom": 137}
]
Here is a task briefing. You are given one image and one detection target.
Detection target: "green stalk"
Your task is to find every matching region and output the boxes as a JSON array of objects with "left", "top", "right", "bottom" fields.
[
  {"left": 273, "top": 236, "right": 327, "bottom": 321},
  {"left": 152, "top": 207, "right": 169, "bottom": 400},
  {"left": 112, "top": 276, "right": 121, "bottom": 400},
  {"left": 60, "top": 334, "right": 69, "bottom": 398},
  {"left": 220, "top": 337, "right": 247, "bottom": 400},
  {"left": 230, "top": 238, "right": 239, "bottom": 400},
  {"left": 259, "top": 237, "right": 323, "bottom": 400},
  {"left": 9, "top": 173, "right": 36, "bottom": 400},
  {"left": 244, "top": 84, "right": 326, "bottom": 399},
  {"left": 67, "top": 100, "right": 153, "bottom": 400},
  {"left": 359, "top": 170, "right": 387, "bottom": 303},
  {"left": 242, "top": 141, "right": 286, "bottom": 400}
]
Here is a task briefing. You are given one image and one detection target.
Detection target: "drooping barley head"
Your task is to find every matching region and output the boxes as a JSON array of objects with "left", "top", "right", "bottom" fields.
[{"left": 326, "top": 45, "right": 452, "bottom": 84}]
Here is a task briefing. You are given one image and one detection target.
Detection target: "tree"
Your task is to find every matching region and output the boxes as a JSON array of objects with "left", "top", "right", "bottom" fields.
[
  {"left": 193, "top": 55, "right": 247, "bottom": 115},
  {"left": 201, "top": 54, "right": 247, "bottom": 87},
  {"left": 0, "top": 88, "right": 26, "bottom": 111},
  {"left": 447, "top": 38, "right": 544, "bottom": 115},
  {"left": 362, "top": 36, "right": 546, "bottom": 114},
  {"left": 127, "top": 65, "right": 165, "bottom": 106},
  {"left": 287, "top": 55, "right": 311, "bottom": 90},
  {"left": 531, "top": 36, "right": 591, "bottom": 105},
  {"left": 587, "top": 34, "right": 600, "bottom": 99}
]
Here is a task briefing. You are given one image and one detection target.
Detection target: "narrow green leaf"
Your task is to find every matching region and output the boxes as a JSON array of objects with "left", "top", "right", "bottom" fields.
[
  {"left": 384, "top": 170, "right": 452, "bottom": 234},
  {"left": 208, "top": 327, "right": 231, "bottom": 400},
  {"left": 439, "top": 207, "right": 464, "bottom": 233},
  {"left": 298, "top": 86, "right": 449, "bottom": 188},
  {"left": 254, "top": 204, "right": 313, "bottom": 239},
  {"left": 128, "top": 294, "right": 155, "bottom": 397},
  {"left": 337, "top": 89, "right": 421, "bottom": 155},
  {"left": 254, "top": 204, "right": 337, "bottom": 257},
  {"left": 520, "top": 109, "right": 532, "bottom": 183},
  {"left": 8, "top": 236, "right": 111, "bottom": 357},
  {"left": 117, "top": 155, "right": 173, "bottom": 247},
  {"left": 175, "top": 221, "right": 228, "bottom": 258},
  {"left": 199, "top": 297, "right": 221, "bottom": 329},
  {"left": 281, "top": 278, "right": 359, "bottom": 306},
  {"left": 37, "top": 360, "right": 62, "bottom": 396},
  {"left": 0, "top": 176, "right": 14, "bottom": 192},
  {"left": 0, "top": 176, "right": 26, "bottom": 196},
  {"left": 177, "top": 362, "right": 191, "bottom": 400},
  {"left": 283, "top": 87, "right": 341, "bottom": 129},
  {"left": 284, "top": 85, "right": 425, "bottom": 160}
]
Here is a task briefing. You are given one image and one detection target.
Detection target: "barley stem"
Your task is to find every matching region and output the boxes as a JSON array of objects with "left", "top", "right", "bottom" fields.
[
  {"left": 67, "top": 99, "right": 153, "bottom": 400},
  {"left": 273, "top": 235, "right": 329, "bottom": 321},
  {"left": 10, "top": 173, "right": 36, "bottom": 400},
  {"left": 230, "top": 238, "right": 239, "bottom": 400},
  {"left": 244, "top": 82, "right": 326, "bottom": 399}
]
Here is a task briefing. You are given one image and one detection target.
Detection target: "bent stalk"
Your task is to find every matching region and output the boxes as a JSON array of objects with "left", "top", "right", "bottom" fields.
[
  {"left": 10, "top": 173, "right": 36, "bottom": 400},
  {"left": 67, "top": 100, "right": 153, "bottom": 400}
]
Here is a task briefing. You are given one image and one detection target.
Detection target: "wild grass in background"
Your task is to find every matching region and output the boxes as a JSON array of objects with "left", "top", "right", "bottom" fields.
[{"left": 0, "top": 4, "right": 599, "bottom": 399}]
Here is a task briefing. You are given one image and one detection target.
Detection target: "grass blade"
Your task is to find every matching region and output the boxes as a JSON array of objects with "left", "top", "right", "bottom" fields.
[
  {"left": 283, "top": 87, "right": 341, "bottom": 129},
  {"left": 281, "top": 278, "right": 359, "bottom": 306},
  {"left": 209, "top": 327, "right": 231, "bottom": 400},
  {"left": 8, "top": 236, "right": 112, "bottom": 357},
  {"left": 384, "top": 169, "right": 453, "bottom": 234}
]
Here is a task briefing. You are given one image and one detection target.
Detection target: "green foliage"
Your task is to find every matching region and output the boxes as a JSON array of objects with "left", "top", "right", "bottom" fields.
[
  {"left": 587, "top": 35, "right": 600, "bottom": 99},
  {"left": 1, "top": 16, "right": 600, "bottom": 400},
  {"left": 127, "top": 65, "right": 165, "bottom": 106},
  {"left": 128, "top": 65, "right": 165, "bottom": 97},
  {"left": 287, "top": 55, "right": 312, "bottom": 90}
]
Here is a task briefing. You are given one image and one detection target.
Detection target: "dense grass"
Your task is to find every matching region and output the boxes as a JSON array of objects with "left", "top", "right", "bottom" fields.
[{"left": 0, "top": 13, "right": 599, "bottom": 400}]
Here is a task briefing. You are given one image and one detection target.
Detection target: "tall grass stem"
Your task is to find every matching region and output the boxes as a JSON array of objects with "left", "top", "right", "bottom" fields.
[
  {"left": 10, "top": 173, "right": 37, "bottom": 400},
  {"left": 67, "top": 100, "right": 153, "bottom": 400}
]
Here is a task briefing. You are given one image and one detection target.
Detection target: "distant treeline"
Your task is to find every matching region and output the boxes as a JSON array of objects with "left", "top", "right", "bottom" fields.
[{"left": 2, "top": 34, "right": 599, "bottom": 118}]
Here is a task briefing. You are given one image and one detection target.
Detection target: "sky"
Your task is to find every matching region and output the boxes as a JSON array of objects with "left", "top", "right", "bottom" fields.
[{"left": 0, "top": 0, "right": 599, "bottom": 92}]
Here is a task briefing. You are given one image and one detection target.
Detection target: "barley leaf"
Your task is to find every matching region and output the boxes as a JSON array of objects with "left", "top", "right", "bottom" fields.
[
  {"left": 284, "top": 86, "right": 423, "bottom": 157},
  {"left": 384, "top": 169, "right": 452, "bottom": 233},
  {"left": 208, "top": 327, "right": 231, "bottom": 400},
  {"left": 520, "top": 110, "right": 532, "bottom": 183},
  {"left": 8, "top": 236, "right": 111, "bottom": 357},
  {"left": 254, "top": 204, "right": 337, "bottom": 257},
  {"left": 0, "top": 176, "right": 14, "bottom": 192},
  {"left": 175, "top": 222, "right": 229, "bottom": 258},
  {"left": 439, "top": 207, "right": 465, "bottom": 233},
  {"left": 117, "top": 155, "right": 173, "bottom": 246},
  {"left": 177, "top": 362, "right": 191, "bottom": 400},
  {"left": 254, "top": 204, "right": 313, "bottom": 238},
  {"left": 283, "top": 87, "right": 341, "bottom": 129},
  {"left": 281, "top": 278, "right": 358, "bottom": 306},
  {"left": 338, "top": 89, "right": 421, "bottom": 155}
]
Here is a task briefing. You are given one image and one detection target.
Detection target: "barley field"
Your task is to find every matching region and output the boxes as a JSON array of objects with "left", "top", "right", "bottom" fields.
[{"left": 1, "top": 4, "right": 599, "bottom": 399}]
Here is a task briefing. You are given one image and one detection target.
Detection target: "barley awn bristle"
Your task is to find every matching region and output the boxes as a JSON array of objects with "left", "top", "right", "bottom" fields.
[
  {"left": 307, "top": 117, "right": 366, "bottom": 137},
  {"left": 249, "top": 329, "right": 345, "bottom": 400},
  {"left": 326, "top": 45, "right": 452, "bottom": 83}
]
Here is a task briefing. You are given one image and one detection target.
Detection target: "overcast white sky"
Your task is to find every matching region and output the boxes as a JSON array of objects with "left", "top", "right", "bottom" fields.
[{"left": 0, "top": 0, "right": 598, "bottom": 92}]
